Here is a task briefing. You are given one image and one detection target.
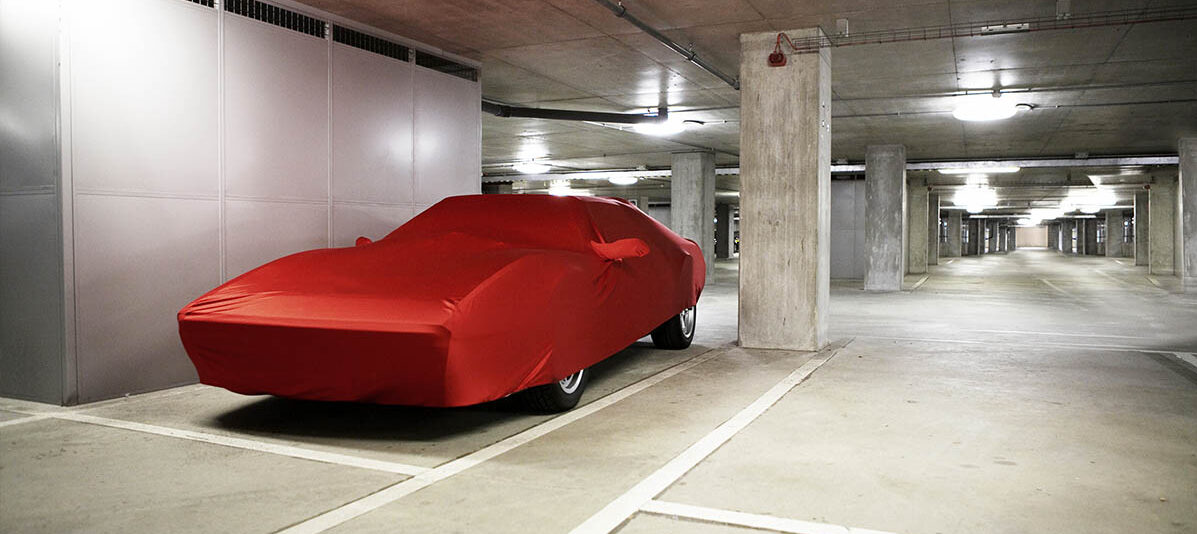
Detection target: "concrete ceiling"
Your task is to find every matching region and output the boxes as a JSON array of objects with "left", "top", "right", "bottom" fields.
[{"left": 298, "top": 0, "right": 1197, "bottom": 180}]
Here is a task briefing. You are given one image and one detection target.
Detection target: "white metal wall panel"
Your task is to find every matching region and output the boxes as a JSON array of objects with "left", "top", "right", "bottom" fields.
[
  {"left": 0, "top": 195, "right": 64, "bottom": 402},
  {"left": 830, "top": 180, "right": 867, "bottom": 279},
  {"left": 73, "top": 195, "right": 219, "bottom": 402},
  {"left": 69, "top": 0, "right": 218, "bottom": 196},
  {"left": 224, "top": 15, "right": 329, "bottom": 201},
  {"left": 224, "top": 199, "right": 329, "bottom": 278},
  {"left": 0, "top": 0, "right": 64, "bottom": 403},
  {"left": 0, "top": 0, "right": 59, "bottom": 192},
  {"left": 331, "top": 203, "right": 415, "bottom": 247},
  {"left": 413, "top": 68, "right": 482, "bottom": 204},
  {"left": 331, "top": 44, "right": 414, "bottom": 204}
]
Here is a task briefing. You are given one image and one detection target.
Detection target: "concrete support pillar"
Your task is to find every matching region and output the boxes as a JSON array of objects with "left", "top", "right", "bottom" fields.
[
  {"left": 1105, "top": 210, "right": 1125, "bottom": 258},
  {"left": 671, "top": 151, "right": 716, "bottom": 282},
  {"left": 1061, "top": 220, "right": 1074, "bottom": 254},
  {"left": 1076, "top": 220, "right": 1087, "bottom": 254},
  {"left": 864, "top": 145, "right": 907, "bottom": 290},
  {"left": 1180, "top": 138, "right": 1196, "bottom": 289},
  {"left": 988, "top": 220, "right": 999, "bottom": 254},
  {"left": 945, "top": 211, "right": 962, "bottom": 257},
  {"left": 1149, "top": 176, "right": 1177, "bottom": 275},
  {"left": 1084, "top": 219, "right": 1098, "bottom": 255},
  {"left": 1135, "top": 191, "right": 1149, "bottom": 265},
  {"left": 906, "top": 177, "right": 928, "bottom": 274},
  {"left": 928, "top": 194, "right": 940, "bottom": 265},
  {"left": 737, "top": 28, "right": 831, "bottom": 351},
  {"left": 998, "top": 224, "right": 1008, "bottom": 252},
  {"left": 1048, "top": 223, "right": 1059, "bottom": 251},
  {"left": 966, "top": 218, "right": 980, "bottom": 255},
  {"left": 715, "top": 203, "right": 732, "bottom": 259},
  {"left": 1009, "top": 227, "right": 1017, "bottom": 251}
]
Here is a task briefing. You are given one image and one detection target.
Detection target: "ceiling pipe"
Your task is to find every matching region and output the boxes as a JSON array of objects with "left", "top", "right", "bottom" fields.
[
  {"left": 591, "top": 0, "right": 740, "bottom": 90},
  {"left": 482, "top": 99, "right": 665, "bottom": 124}
]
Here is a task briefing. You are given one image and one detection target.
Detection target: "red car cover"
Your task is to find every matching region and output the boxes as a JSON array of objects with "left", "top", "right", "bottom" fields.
[{"left": 178, "top": 194, "right": 705, "bottom": 406}]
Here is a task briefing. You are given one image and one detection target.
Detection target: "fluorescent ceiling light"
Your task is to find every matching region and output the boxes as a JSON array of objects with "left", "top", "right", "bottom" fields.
[
  {"left": 952, "top": 93, "right": 1018, "bottom": 122},
  {"left": 513, "top": 161, "right": 551, "bottom": 174},
  {"left": 608, "top": 176, "right": 638, "bottom": 186},
  {"left": 966, "top": 173, "right": 988, "bottom": 185},
  {"left": 633, "top": 119, "right": 686, "bottom": 137},
  {"left": 938, "top": 166, "right": 1021, "bottom": 174}
]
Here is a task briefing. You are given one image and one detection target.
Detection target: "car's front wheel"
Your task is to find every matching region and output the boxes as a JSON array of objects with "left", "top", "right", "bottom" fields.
[
  {"left": 522, "top": 369, "right": 588, "bottom": 412},
  {"left": 651, "top": 305, "right": 696, "bottom": 349}
]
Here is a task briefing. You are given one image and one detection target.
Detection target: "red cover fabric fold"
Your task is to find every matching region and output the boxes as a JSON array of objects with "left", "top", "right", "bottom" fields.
[{"left": 178, "top": 194, "right": 705, "bottom": 406}]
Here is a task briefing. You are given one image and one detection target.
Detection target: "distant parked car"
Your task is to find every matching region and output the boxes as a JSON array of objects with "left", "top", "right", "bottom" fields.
[{"left": 178, "top": 194, "right": 706, "bottom": 412}]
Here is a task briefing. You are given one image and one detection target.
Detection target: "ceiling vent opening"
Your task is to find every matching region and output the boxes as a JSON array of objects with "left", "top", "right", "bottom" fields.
[
  {"left": 332, "top": 26, "right": 409, "bottom": 62},
  {"left": 225, "top": 0, "right": 327, "bottom": 38},
  {"left": 415, "top": 53, "right": 478, "bottom": 82}
]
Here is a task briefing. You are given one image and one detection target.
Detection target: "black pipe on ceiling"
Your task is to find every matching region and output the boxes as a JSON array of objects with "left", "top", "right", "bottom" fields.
[
  {"left": 482, "top": 100, "right": 663, "bottom": 124},
  {"left": 591, "top": 0, "right": 740, "bottom": 90}
]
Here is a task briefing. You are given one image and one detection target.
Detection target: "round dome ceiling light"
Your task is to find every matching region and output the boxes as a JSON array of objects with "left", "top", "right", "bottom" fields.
[
  {"left": 608, "top": 175, "right": 639, "bottom": 186},
  {"left": 952, "top": 91, "right": 1018, "bottom": 122}
]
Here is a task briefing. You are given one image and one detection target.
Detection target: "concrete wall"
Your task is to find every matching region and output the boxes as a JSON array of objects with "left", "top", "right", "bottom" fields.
[
  {"left": 1016, "top": 226, "right": 1049, "bottom": 247},
  {"left": 3, "top": 0, "right": 481, "bottom": 404},
  {"left": 0, "top": 0, "right": 65, "bottom": 403},
  {"left": 830, "top": 180, "right": 865, "bottom": 279}
]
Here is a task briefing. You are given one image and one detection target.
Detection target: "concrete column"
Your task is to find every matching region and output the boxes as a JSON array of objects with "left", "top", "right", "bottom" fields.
[
  {"left": 1076, "top": 220, "right": 1087, "bottom": 254},
  {"left": 1135, "top": 191, "right": 1149, "bottom": 265},
  {"left": 1009, "top": 227, "right": 1017, "bottom": 251},
  {"left": 738, "top": 28, "right": 831, "bottom": 351},
  {"left": 864, "top": 145, "right": 907, "bottom": 290},
  {"left": 1149, "top": 176, "right": 1177, "bottom": 275},
  {"left": 988, "top": 220, "right": 999, "bottom": 254},
  {"left": 1105, "top": 210, "right": 1125, "bottom": 257},
  {"left": 945, "top": 211, "right": 962, "bottom": 257},
  {"left": 1061, "top": 220, "right": 1074, "bottom": 254},
  {"left": 966, "top": 218, "right": 980, "bottom": 255},
  {"left": 928, "top": 194, "right": 940, "bottom": 265},
  {"left": 906, "top": 177, "right": 928, "bottom": 274},
  {"left": 1180, "top": 138, "right": 1196, "bottom": 289},
  {"left": 998, "top": 224, "right": 1008, "bottom": 252},
  {"left": 1048, "top": 223, "right": 1059, "bottom": 251},
  {"left": 715, "top": 203, "right": 731, "bottom": 259},
  {"left": 671, "top": 151, "right": 716, "bottom": 281},
  {"left": 1084, "top": 219, "right": 1098, "bottom": 255}
]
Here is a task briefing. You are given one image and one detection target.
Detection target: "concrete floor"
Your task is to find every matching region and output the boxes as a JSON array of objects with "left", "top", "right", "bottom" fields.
[{"left": 3, "top": 248, "right": 1196, "bottom": 533}]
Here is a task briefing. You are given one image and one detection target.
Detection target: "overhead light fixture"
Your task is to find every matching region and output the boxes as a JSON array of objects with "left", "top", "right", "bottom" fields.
[
  {"left": 966, "top": 173, "right": 988, "bottom": 186},
  {"left": 953, "top": 184, "right": 997, "bottom": 214},
  {"left": 633, "top": 119, "right": 686, "bottom": 137},
  {"left": 952, "top": 91, "right": 1018, "bottom": 122},
  {"left": 513, "top": 160, "right": 551, "bottom": 174},
  {"left": 608, "top": 176, "right": 638, "bottom": 186},
  {"left": 938, "top": 166, "right": 1020, "bottom": 174}
]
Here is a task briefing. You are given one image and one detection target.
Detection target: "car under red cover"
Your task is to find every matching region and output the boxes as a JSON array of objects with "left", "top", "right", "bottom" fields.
[{"left": 177, "top": 194, "right": 705, "bottom": 409}]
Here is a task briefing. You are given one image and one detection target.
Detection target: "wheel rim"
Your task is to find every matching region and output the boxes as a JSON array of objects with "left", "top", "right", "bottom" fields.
[
  {"left": 679, "top": 306, "right": 696, "bottom": 338},
  {"left": 558, "top": 370, "right": 584, "bottom": 394}
]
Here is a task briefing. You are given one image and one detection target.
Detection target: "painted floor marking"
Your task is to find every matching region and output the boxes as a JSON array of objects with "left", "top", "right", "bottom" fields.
[
  {"left": 568, "top": 346, "right": 840, "bottom": 534},
  {"left": 51, "top": 412, "right": 429, "bottom": 476},
  {"left": 641, "top": 500, "right": 898, "bottom": 534},
  {"left": 0, "top": 414, "right": 53, "bottom": 429},
  {"left": 910, "top": 275, "right": 930, "bottom": 291},
  {"left": 1038, "top": 278, "right": 1075, "bottom": 299},
  {"left": 277, "top": 347, "right": 727, "bottom": 534},
  {"left": 854, "top": 334, "right": 1191, "bottom": 355},
  {"left": 961, "top": 328, "right": 1151, "bottom": 340},
  {"left": 1174, "top": 352, "right": 1197, "bottom": 369}
]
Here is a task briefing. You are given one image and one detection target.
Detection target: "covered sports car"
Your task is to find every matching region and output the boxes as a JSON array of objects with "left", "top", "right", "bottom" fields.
[{"left": 177, "top": 194, "right": 705, "bottom": 411}]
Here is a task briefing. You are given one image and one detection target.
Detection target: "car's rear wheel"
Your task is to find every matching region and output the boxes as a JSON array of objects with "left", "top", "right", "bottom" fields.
[
  {"left": 521, "top": 369, "right": 588, "bottom": 412},
  {"left": 651, "top": 305, "right": 696, "bottom": 349}
]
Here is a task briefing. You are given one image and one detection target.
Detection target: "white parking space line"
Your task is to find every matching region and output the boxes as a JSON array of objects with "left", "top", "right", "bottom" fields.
[
  {"left": 277, "top": 347, "right": 727, "bottom": 534},
  {"left": 961, "top": 328, "right": 1151, "bottom": 340},
  {"left": 568, "top": 346, "right": 841, "bottom": 534},
  {"left": 1174, "top": 352, "right": 1197, "bottom": 369},
  {"left": 854, "top": 334, "right": 1192, "bottom": 355},
  {"left": 0, "top": 414, "right": 53, "bottom": 429},
  {"left": 910, "top": 275, "right": 930, "bottom": 291},
  {"left": 640, "top": 500, "right": 899, "bottom": 534},
  {"left": 51, "top": 412, "right": 429, "bottom": 476}
]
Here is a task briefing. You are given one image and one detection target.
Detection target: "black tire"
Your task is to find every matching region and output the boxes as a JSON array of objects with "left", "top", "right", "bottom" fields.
[
  {"left": 521, "top": 369, "right": 588, "bottom": 412},
  {"left": 651, "top": 305, "right": 696, "bottom": 349}
]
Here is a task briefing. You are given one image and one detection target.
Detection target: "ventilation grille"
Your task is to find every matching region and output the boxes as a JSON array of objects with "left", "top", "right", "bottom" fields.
[
  {"left": 225, "top": 0, "right": 326, "bottom": 38},
  {"left": 187, "top": 0, "right": 215, "bottom": 7},
  {"left": 333, "top": 26, "right": 409, "bottom": 62},
  {"left": 416, "top": 53, "right": 478, "bottom": 82}
]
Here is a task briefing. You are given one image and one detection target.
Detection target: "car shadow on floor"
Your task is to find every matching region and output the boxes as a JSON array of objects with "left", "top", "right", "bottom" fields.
[{"left": 209, "top": 340, "right": 704, "bottom": 443}]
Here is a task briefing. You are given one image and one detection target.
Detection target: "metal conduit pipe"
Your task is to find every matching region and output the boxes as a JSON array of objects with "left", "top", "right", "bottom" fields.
[
  {"left": 482, "top": 99, "right": 664, "bottom": 124},
  {"left": 591, "top": 0, "right": 740, "bottom": 90}
]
